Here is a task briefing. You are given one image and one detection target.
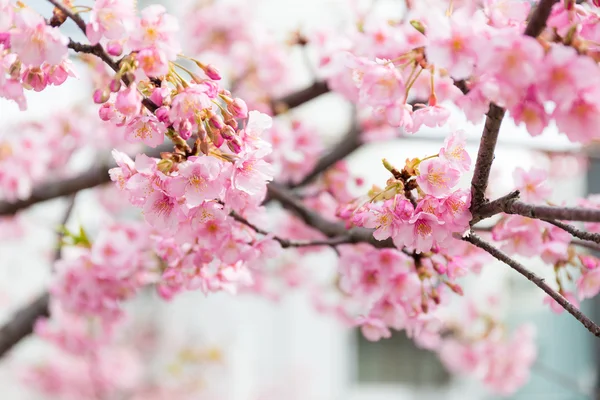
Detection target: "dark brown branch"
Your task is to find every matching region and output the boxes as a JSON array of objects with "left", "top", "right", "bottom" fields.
[
  {"left": 270, "top": 81, "right": 329, "bottom": 113},
  {"left": 0, "top": 293, "right": 50, "bottom": 358},
  {"left": 293, "top": 120, "right": 361, "bottom": 187},
  {"left": 266, "top": 183, "right": 411, "bottom": 255},
  {"left": 231, "top": 211, "right": 354, "bottom": 248},
  {"left": 0, "top": 196, "right": 76, "bottom": 357},
  {"left": 471, "top": 190, "right": 520, "bottom": 224},
  {"left": 0, "top": 145, "right": 166, "bottom": 216},
  {"left": 543, "top": 219, "right": 600, "bottom": 244},
  {"left": 469, "top": 104, "right": 506, "bottom": 210},
  {"left": 571, "top": 239, "right": 600, "bottom": 253},
  {"left": 469, "top": 0, "right": 558, "bottom": 213},
  {"left": 524, "top": 0, "right": 559, "bottom": 37},
  {"left": 464, "top": 232, "right": 600, "bottom": 337}
]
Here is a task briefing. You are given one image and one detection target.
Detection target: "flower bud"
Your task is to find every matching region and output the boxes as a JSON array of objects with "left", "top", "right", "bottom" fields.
[
  {"left": 209, "top": 114, "right": 225, "bottom": 130},
  {"left": 220, "top": 125, "right": 236, "bottom": 140},
  {"left": 200, "top": 140, "right": 210, "bottom": 155},
  {"left": 98, "top": 103, "right": 115, "bottom": 121},
  {"left": 109, "top": 78, "right": 121, "bottom": 93},
  {"left": 203, "top": 64, "right": 221, "bottom": 80},
  {"left": 155, "top": 106, "right": 171, "bottom": 124},
  {"left": 22, "top": 67, "right": 47, "bottom": 92},
  {"left": 179, "top": 119, "right": 193, "bottom": 140},
  {"left": 209, "top": 130, "right": 224, "bottom": 147},
  {"left": 225, "top": 117, "right": 238, "bottom": 130},
  {"left": 106, "top": 41, "right": 123, "bottom": 57},
  {"left": 93, "top": 88, "right": 110, "bottom": 104},
  {"left": 227, "top": 98, "right": 248, "bottom": 119},
  {"left": 226, "top": 136, "right": 243, "bottom": 153},
  {"left": 157, "top": 158, "right": 174, "bottom": 173}
]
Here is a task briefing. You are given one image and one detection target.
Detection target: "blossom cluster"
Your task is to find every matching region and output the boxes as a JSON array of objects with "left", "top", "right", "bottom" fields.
[
  {"left": 0, "top": 1, "right": 74, "bottom": 110},
  {"left": 50, "top": 222, "right": 158, "bottom": 326},
  {"left": 313, "top": 1, "right": 600, "bottom": 144},
  {"left": 341, "top": 130, "right": 471, "bottom": 254},
  {"left": 182, "top": 0, "right": 293, "bottom": 112}
]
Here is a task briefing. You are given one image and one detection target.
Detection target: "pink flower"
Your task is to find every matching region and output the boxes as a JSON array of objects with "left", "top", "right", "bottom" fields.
[
  {"left": 136, "top": 47, "right": 169, "bottom": 77},
  {"left": 425, "top": 10, "right": 481, "bottom": 80},
  {"left": 115, "top": 86, "right": 142, "bottom": 118},
  {"left": 86, "top": 0, "right": 135, "bottom": 44},
  {"left": 169, "top": 85, "right": 212, "bottom": 122},
  {"left": 510, "top": 90, "right": 549, "bottom": 137},
  {"left": 358, "top": 62, "right": 405, "bottom": 107},
  {"left": 483, "top": 324, "right": 537, "bottom": 395},
  {"left": 493, "top": 215, "right": 545, "bottom": 257},
  {"left": 142, "top": 191, "right": 182, "bottom": 233},
  {"left": 407, "top": 105, "right": 450, "bottom": 133},
  {"left": 170, "top": 156, "right": 224, "bottom": 207},
  {"left": 125, "top": 115, "right": 166, "bottom": 148},
  {"left": 10, "top": 8, "right": 68, "bottom": 66},
  {"left": 538, "top": 45, "right": 599, "bottom": 109},
  {"left": 393, "top": 212, "right": 446, "bottom": 254},
  {"left": 438, "top": 189, "right": 472, "bottom": 232},
  {"left": 385, "top": 101, "right": 414, "bottom": 130},
  {"left": 577, "top": 268, "right": 600, "bottom": 300},
  {"left": 232, "top": 155, "right": 274, "bottom": 195},
  {"left": 478, "top": 34, "right": 543, "bottom": 95},
  {"left": 439, "top": 130, "right": 471, "bottom": 172},
  {"left": 416, "top": 158, "right": 460, "bottom": 197},
  {"left": 553, "top": 87, "right": 600, "bottom": 143},
  {"left": 512, "top": 167, "right": 551, "bottom": 203},
  {"left": 356, "top": 316, "right": 392, "bottom": 342},
  {"left": 130, "top": 5, "right": 180, "bottom": 60},
  {"left": 363, "top": 197, "right": 414, "bottom": 241}
]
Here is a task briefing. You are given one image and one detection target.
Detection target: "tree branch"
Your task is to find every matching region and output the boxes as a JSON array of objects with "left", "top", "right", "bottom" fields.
[
  {"left": 464, "top": 232, "right": 600, "bottom": 337},
  {"left": 524, "top": 0, "right": 559, "bottom": 38},
  {"left": 0, "top": 196, "right": 76, "bottom": 357},
  {"left": 469, "top": 0, "right": 558, "bottom": 213},
  {"left": 543, "top": 219, "right": 600, "bottom": 244},
  {"left": 469, "top": 104, "right": 506, "bottom": 210},
  {"left": 231, "top": 211, "right": 355, "bottom": 249},
  {"left": 0, "top": 145, "right": 166, "bottom": 216},
  {"left": 270, "top": 81, "right": 329, "bottom": 114},
  {"left": 292, "top": 119, "right": 361, "bottom": 188}
]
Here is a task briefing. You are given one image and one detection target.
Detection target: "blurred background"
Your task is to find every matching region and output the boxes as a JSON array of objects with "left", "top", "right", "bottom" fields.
[{"left": 0, "top": 0, "right": 598, "bottom": 399}]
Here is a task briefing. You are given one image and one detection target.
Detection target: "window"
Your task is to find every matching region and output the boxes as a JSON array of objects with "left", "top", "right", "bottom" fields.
[{"left": 354, "top": 330, "right": 450, "bottom": 387}]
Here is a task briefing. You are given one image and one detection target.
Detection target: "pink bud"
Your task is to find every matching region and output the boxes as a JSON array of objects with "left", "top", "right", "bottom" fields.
[
  {"left": 209, "top": 114, "right": 225, "bottom": 130},
  {"left": 115, "top": 85, "right": 142, "bottom": 117},
  {"left": 179, "top": 119, "right": 192, "bottom": 140},
  {"left": 227, "top": 98, "right": 248, "bottom": 118},
  {"left": 226, "top": 136, "right": 242, "bottom": 153},
  {"left": 203, "top": 64, "right": 221, "bottom": 80},
  {"left": 225, "top": 117, "right": 238, "bottom": 130},
  {"left": 220, "top": 125, "right": 235, "bottom": 140},
  {"left": 99, "top": 103, "right": 115, "bottom": 121},
  {"left": 109, "top": 78, "right": 121, "bottom": 93},
  {"left": 22, "top": 68, "right": 47, "bottom": 92},
  {"left": 93, "top": 88, "right": 110, "bottom": 104},
  {"left": 155, "top": 106, "right": 171, "bottom": 124},
  {"left": 150, "top": 86, "right": 169, "bottom": 107},
  {"left": 594, "top": 0, "right": 600, "bottom": 6},
  {"left": 211, "top": 130, "right": 224, "bottom": 147},
  {"left": 106, "top": 41, "right": 123, "bottom": 56},
  {"left": 45, "top": 63, "right": 71, "bottom": 85}
]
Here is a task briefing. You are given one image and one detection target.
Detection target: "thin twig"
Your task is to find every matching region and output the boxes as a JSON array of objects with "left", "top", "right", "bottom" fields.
[
  {"left": 543, "top": 219, "right": 600, "bottom": 244},
  {"left": 231, "top": 211, "right": 352, "bottom": 248},
  {"left": 464, "top": 232, "right": 600, "bottom": 337}
]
